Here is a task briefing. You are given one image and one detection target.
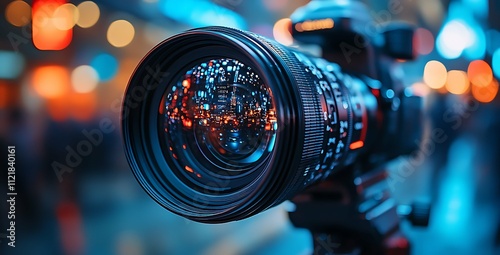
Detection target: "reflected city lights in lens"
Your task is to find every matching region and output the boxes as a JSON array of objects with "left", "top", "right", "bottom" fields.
[
  {"left": 445, "top": 70, "right": 469, "bottom": 95},
  {"left": 52, "top": 3, "right": 79, "bottom": 30},
  {"left": 71, "top": 65, "right": 99, "bottom": 93},
  {"left": 162, "top": 58, "right": 277, "bottom": 181},
  {"left": 76, "top": 1, "right": 100, "bottom": 28},
  {"left": 107, "top": 20, "right": 135, "bottom": 47},
  {"left": 424, "top": 60, "right": 447, "bottom": 89},
  {"left": 5, "top": 1, "right": 31, "bottom": 27},
  {"left": 273, "top": 18, "right": 293, "bottom": 46}
]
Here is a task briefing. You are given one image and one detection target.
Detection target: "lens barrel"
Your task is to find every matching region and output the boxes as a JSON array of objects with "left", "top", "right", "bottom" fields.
[{"left": 122, "top": 26, "right": 378, "bottom": 223}]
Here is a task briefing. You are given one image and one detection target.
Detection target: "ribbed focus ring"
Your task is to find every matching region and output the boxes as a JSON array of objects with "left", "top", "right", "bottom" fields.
[{"left": 251, "top": 34, "right": 325, "bottom": 192}]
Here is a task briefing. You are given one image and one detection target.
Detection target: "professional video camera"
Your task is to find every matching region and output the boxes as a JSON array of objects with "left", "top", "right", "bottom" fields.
[{"left": 122, "top": 0, "right": 427, "bottom": 254}]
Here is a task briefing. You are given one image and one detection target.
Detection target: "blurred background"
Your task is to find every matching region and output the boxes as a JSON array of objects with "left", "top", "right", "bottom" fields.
[{"left": 0, "top": 0, "right": 500, "bottom": 254}]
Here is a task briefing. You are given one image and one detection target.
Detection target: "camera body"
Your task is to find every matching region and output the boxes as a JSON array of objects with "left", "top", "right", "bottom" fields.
[{"left": 290, "top": 0, "right": 422, "bottom": 172}]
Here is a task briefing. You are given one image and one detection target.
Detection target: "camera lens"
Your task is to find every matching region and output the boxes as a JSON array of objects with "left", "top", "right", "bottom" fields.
[
  {"left": 161, "top": 58, "right": 277, "bottom": 191},
  {"left": 122, "top": 27, "right": 377, "bottom": 223}
]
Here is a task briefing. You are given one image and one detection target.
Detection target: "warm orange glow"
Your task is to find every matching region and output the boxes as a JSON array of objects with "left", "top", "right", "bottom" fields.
[
  {"left": 47, "top": 91, "right": 97, "bottom": 122},
  {"left": 0, "top": 82, "right": 9, "bottom": 108},
  {"left": 107, "top": 19, "right": 135, "bottom": 48},
  {"left": 295, "top": 18, "right": 334, "bottom": 32},
  {"left": 472, "top": 79, "right": 499, "bottom": 103},
  {"left": 349, "top": 141, "right": 364, "bottom": 150},
  {"left": 467, "top": 60, "right": 493, "bottom": 88},
  {"left": 273, "top": 18, "right": 293, "bottom": 46},
  {"left": 5, "top": 1, "right": 31, "bottom": 27},
  {"left": 52, "top": 3, "right": 79, "bottom": 30},
  {"left": 32, "top": 65, "right": 69, "bottom": 99},
  {"left": 56, "top": 202, "right": 85, "bottom": 255},
  {"left": 76, "top": 1, "right": 99, "bottom": 28},
  {"left": 47, "top": 95, "right": 70, "bottom": 121},
  {"left": 70, "top": 92, "right": 97, "bottom": 121},
  {"left": 32, "top": 0, "right": 72, "bottom": 50},
  {"left": 423, "top": 60, "right": 447, "bottom": 89},
  {"left": 414, "top": 28, "right": 434, "bottom": 55},
  {"left": 445, "top": 70, "right": 469, "bottom": 95},
  {"left": 185, "top": 166, "right": 194, "bottom": 173},
  {"left": 182, "top": 119, "right": 192, "bottom": 128}
]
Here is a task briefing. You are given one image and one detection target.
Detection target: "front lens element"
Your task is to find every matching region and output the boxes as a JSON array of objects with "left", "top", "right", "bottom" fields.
[{"left": 161, "top": 58, "right": 277, "bottom": 190}]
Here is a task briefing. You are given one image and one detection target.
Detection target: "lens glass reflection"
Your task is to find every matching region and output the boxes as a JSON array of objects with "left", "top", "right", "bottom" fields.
[{"left": 161, "top": 58, "right": 277, "bottom": 186}]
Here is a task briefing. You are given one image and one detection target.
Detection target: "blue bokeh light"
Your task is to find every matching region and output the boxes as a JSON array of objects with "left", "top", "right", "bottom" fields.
[
  {"left": 90, "top": 53, "right": 119, "bottom": 82},
  {"left": 493, "top": 48, "right": 500, "bottom": 78},
  {"left": 159, "top": 0, "right": 247, "bottom": 29},
  {"left": 0, "top": 51, "right": 25, "bottom": 79}
]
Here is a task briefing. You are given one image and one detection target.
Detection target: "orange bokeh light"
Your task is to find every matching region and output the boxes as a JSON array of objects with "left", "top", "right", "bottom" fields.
[
  {"left": 32, "top": 0, "right": 72, "bottom": 50},
  {"left": 467, "top": 60, "right": 493, "bottom": 88},
  {"left": 47, "top": 91, "right": 97, "bottom": 122},
  {"left": 423, "top": 60, "right": 447, "bottom": 89},
  {"left": 32, "top": 65, "right": 69, "bottom": 99},
  {"left": 472, "top": 79, "right": 499, "bottom": 103},
  {"left": 445, "top": 70, "right": 469, "bottom": 95},
  {"left": 273, "top": 18, "right": 293, "bottom": 46}
]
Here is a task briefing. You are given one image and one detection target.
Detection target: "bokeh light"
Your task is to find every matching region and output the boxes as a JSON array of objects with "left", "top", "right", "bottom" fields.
[
  {"left": 467, "top": 60, "right": 492, "bottom": 87},
  {"left": 424, "top": 60, "right": 447, "bottom": 89},
  {"left": 445, "top": 70, "right": 469, "bottom": 95},
  {"left": 90, "top": 53, "right": 119, "bottom": 81},
  {"left": 409, "top": 82, "right": 431, "bottom": 97},
  {"left": 273, "top": 18, "right": 293, "bottom": 46},
  {"left": 76, "top": 1, "right": 100, "bottom": 28},
  {"left": 52, "top": 3, "right": 79, "bottom": 30},
  {"left": 472, "top": 79, "right": 499, "bottom": 103},
  {"left": 414, "top": 28, "right": 434, "bottom": 55},
  {"left": 5, "top": 0, "right": 31, "bottom": 27},
  {"left": 107, "top": 20, "right": 135, "bottom": 47},
  {"left": 70, "top": 92, "right": 98, "bottom": 121},
  {"left": 492, "top": 48, "right": 500, "bottom": 78},
  {"left": 32, "top": 66, "right": 69, "bottom": 99},
  {"left": 32, "top": 0, "right": 73, "bottom": 50},
  {"left": 47, "top": 91, "right": 98, "bottom": 121},
  {"left": 0, "top": 82, "right": 9, "bottom": 109},
  {"left": 436, "top": 20, "right": 474, "bottom": 59},
  {"left": 71, "top": 65, "right": 99, "bottom": 93},
  {"left": 0, "top": 51, "right": 25, "bottom": 79}
]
